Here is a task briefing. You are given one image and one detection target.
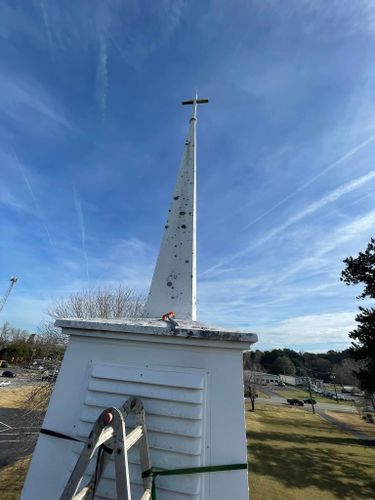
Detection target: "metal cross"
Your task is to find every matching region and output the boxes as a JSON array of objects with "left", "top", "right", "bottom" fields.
[{"left": 182, "top": 91, "right": 209, "bottom": 119}]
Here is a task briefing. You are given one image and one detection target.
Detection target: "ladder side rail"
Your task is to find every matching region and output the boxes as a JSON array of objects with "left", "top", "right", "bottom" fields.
[
  {"left": 60, "top": 424, "right": 104, "bottom": 500},
  {"left": 112, "top": 407, "right": 132, "bottom": 500},
  {"left": 136, "top": 409, "right": 152, "bottom": 494},
  {"left": 78, "top": 443, "right": 114, "bottom": 500}
]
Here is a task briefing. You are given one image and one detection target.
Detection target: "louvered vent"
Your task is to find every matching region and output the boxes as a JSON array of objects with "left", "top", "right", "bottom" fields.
[{"left": 70, "top": 362, "right": 208, "bottom": 499}]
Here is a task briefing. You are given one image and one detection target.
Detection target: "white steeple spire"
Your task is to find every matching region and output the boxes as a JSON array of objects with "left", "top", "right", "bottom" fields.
[{"left": 143, "top": 93, "right": 208, "bottom": 320}]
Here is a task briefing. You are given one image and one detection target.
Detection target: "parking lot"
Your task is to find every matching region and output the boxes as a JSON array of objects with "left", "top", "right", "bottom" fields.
[
  {"left": 1, "top": 366, "right": 49, "bottom": 390},
  {"left": 0, "top": 367, "right": 50, "bottom": 469}
]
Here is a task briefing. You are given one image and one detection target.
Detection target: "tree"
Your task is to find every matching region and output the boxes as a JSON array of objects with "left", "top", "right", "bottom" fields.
[
  {"left": 245, "top": 352, "right": 263, "bottom": 411},
  {"left": 38, "top": 285, "right": 145, "bottom": 356},
  {"left": 273, "top": 355, "right": 296, "bottom": 375},
  {"left": 333, "top": 358, "right": 360, "bottom": 386},
  {"left": 341, "top": 238, "right": 375, "bottom": 404},
  {"left": 310, "top": 357, "right": 332, "bottom": 376},
  {"left": 48, "top": 286, "right": 145, "bottom": 320}
]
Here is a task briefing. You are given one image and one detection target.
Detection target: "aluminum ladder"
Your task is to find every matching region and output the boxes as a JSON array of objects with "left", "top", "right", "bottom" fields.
[{"left": 60, "top": 397, "right": 152, "bottom": 500}]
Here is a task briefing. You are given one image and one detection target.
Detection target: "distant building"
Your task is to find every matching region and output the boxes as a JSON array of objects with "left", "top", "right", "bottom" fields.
[
  {"left": 252, "top": 372, "right": 280, "bottom": 385},
  {"left": 311, "top": 378, "right": 324, "bottom": 389},
  {"left": 279, "top": 375, "right": 306, "bottom": 386},
  {"left": 280, "top": 375, "right": 296, "bottom": 385}
]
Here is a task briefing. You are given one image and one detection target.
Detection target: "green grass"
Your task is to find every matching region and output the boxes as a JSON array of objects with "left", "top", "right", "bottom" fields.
[
  {"left": 274, "top": 388, "right": 341, "bottom": 404},
  {"left": 246, "top": 402, "right": 375, "bottom": 500}
]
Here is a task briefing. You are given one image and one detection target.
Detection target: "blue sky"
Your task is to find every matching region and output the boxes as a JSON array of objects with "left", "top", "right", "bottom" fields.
[{"left": 1, "top": 0, "right": 374, "bottom": 351}]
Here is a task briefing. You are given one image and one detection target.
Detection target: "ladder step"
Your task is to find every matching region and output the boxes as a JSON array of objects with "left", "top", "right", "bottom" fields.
[
  {"left": 126, "top": 425, "right": 143, "bottom": 450},
  {"left": 61, "top": 400, "right": 152, "bottom": 500},
  {"left": 139, "top": 489, "right": 152, "bottom": 500},
  {"left": 72, "top": 485, "right": 91, "bottom": 500},
  {"left": 96, "top": 426, "right": 114, "bottom": 447}
]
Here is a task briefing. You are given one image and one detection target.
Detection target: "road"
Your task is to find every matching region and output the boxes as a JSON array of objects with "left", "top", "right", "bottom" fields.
[
  {"left": 256, "top": 385, "right": 357, "bottom": 413},
  {"left": 249, "top": 386, "right": 374, "bottom": 446}
]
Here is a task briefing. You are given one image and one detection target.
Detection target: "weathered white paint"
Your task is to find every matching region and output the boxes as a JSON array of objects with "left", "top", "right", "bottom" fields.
[
  {"left": 144, "top": 95, "right": 207, "bottom": 321},
  {"left": 22, "top": 320, "right": 257, "bottom": 500}
]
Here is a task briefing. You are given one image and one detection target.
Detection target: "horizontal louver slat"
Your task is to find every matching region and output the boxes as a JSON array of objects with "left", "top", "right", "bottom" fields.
[{"left": 74, "top": 363, "right": 207, "bottom": 499}]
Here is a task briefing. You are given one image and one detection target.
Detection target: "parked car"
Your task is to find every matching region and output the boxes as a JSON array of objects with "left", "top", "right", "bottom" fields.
[
  {"left": 303, "top": 398, "right": 317, "bottom": 404},
  {"left": 41, "top": 372, "right": 57, "bottom": 382},
  {"left": 278, "top": 382, "right": 286, "bottom": 387},
  {"left": 287, "top": 398, "right": 304, "bottom": 406},
  {"left": 2, "top": 370, "right": 16, "bottom": 378}
]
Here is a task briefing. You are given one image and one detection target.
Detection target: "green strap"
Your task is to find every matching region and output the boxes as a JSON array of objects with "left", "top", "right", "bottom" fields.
[{"left": 142, "top": 463, "right": 247, "bottom": 500}]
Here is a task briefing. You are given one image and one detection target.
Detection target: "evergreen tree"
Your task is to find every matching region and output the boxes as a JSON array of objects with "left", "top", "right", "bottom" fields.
[{"left": 341, "top": 238, "right": 375, "bottom": 398}]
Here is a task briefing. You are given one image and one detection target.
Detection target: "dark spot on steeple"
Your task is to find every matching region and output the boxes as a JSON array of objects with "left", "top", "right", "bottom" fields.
[
  {"left": 179, "top": 211, "right": 186, "bottom": 216},
  {"left": 167, "top": 281, "right": 173, "bottom": 287},
  {"left": 174, "top": 196, "right": 179, "bottom": 200},
  {"left": 181, "top": 224, "right": 186, "bottom": 229}
]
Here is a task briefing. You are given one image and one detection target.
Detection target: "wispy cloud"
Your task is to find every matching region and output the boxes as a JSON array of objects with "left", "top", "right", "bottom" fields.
[
  {"left": 12, "top": 150, "right": 55, "bottom": 250},
  {"left": 246, "top": 132, "right": 375, "bottom": 230},
  {"left": 259, "top": 311, "right": 357, "bottom": 350},
  {"left": 0, "top": 184, "right": 30, "bottom": 212},
  {"left": 73, "top": 185, "right": 90, "bottom": 281},
  {"left": 0, "top": 72, "right": 71, "bottom": 131},
  {"left": 204, "top": 170, "right": 375, "bottom": 276},
  {"left": 39, "top": 0, "right": 55, "bottom": 62},
  {"left": 254, "top": 171, "right": 375, "bottom": 245},
  {"left": 96, "top": 34, "right": 108, "bottom": 121},
  {"left": 266, "top": 209, "right": 375, "bottom": 287}
]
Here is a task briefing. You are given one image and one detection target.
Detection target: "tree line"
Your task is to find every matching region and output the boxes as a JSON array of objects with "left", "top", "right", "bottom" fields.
[
  {"left": 0, "top": 322, "right": 66, "bottom": 364},
  {"left": 0, "top": 286, "right": 144, "bottom": 366},
  {"left": 243, "top": 348, "right": 360, "bottom": 386}
]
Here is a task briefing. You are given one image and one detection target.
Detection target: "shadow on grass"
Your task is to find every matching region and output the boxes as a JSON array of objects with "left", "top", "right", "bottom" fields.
[
  {"left": 246, "top": 429, "right": 365, "bottom": 447},
  {"left": 248, "top": 439, "right": 375, "bottom": 498}
]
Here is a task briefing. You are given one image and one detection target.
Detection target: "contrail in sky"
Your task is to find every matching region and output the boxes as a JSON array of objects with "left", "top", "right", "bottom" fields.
[
  {"left": 245, "top": 131, "right": 375, "bottom": 229},
  {"left": 251, "top": 170, "right": 375, "bottom": 248},
  {"left": 12, "top": 150, "right": 55, "bottom": 249},
  {"left": 73, "top": 185, "right": 90, "bottom": 281},
  {"left": 203, "top": 169, "right": 375, "bottom": 275},
  {"left": 39, "top": 0, "right": 55, "bottom": 62},
  {"left": 96, "top": 34, "right": 108, "bottom": 121}
]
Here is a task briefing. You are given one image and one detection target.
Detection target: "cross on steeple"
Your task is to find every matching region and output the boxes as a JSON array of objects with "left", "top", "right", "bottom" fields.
[{"left": 182, "top": 91, "right": 209, "bottom": 120}]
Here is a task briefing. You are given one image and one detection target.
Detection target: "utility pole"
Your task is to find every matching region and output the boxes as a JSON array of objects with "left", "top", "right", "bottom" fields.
[
  {"left": 330, "top": 373, "right": 339, "bottom": 404},
  {"left": 306, "top": 375, "right": 316, "bottom": 414}
]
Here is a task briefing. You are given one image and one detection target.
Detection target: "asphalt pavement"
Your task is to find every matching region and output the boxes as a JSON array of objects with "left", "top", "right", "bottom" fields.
[{"left": 0, "top": 407, "right": 43, "bottom": 468}]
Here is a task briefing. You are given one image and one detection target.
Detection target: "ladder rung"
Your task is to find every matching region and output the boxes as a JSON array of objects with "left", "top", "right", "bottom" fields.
[
  {"left": 72, "top": 485, "right": 91, "bottom": 500},
  {"left": 140, "top": 489, "right": 152, "bottom": 500},
  {"left": 126, "top": 425, "right": 143, "bottom": 450},
  {"left": 96, "top": 426, "right": 114, "bottom": 447}
]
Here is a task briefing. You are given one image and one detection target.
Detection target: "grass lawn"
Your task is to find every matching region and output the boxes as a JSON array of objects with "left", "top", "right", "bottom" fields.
[
  {"left": 0, "top": 385, "right": 37, "bottom": 408},
  {"left": 274, "top": 388, "right": 341, "bottom": 404},
  {"left": 255, "top": 390, "right": 269, "bottom": 399},
  {"left": 0, "top": 457, "right": 31, "bottom": 500},
  {"left": 1, "top": 392, "right": 374, "bottom": 500},
  {"left": 326, "top": 410, "right": 375, "bottom": 438},
  {"left": 246, "top": 402, "right": 375, "bottom": 500}
]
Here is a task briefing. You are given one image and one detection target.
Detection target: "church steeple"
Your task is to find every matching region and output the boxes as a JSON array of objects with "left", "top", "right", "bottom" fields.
[{"left": 143, "top": 93, "right": 208, "bottom": 320}]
